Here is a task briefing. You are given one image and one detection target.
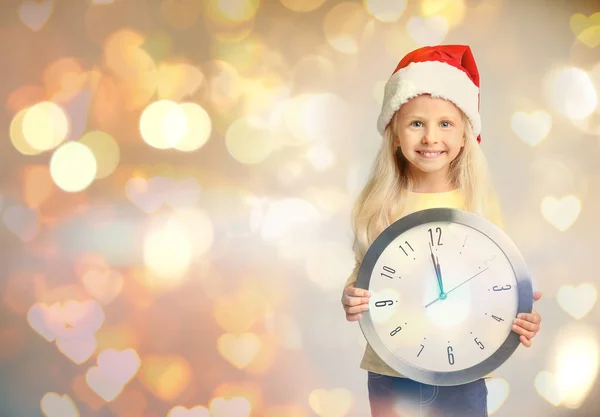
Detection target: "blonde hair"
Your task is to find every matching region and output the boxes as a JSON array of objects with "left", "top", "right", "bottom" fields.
[{"left": 350, "top": 107, "right": 503, "bottom": 263}]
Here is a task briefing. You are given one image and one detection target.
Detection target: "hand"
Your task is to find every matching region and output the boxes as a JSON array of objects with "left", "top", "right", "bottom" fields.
[
  {"left": 341, "top": 282, "right": 371, "bottom": 322},
  {"left": 513, "top": 291, "right": 543, "bottom": 347},
  {"left": 436, "top": 256, "right": 446, "bottom": 299},
  {"left": 429, "top": 243, "right": 445, "bottom": 297}
]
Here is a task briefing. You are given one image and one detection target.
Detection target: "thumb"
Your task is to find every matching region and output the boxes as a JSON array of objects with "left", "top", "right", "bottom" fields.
[{"left": 533, "top": 291, "right": 543, "bottom": 302}]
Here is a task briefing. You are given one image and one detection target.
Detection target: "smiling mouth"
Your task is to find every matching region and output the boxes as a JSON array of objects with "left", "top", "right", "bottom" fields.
[{"left": 417, "top": 151, "right": 446, "bottom": 158}]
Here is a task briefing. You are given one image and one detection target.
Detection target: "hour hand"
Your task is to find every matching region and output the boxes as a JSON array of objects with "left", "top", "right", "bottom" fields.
[
  {"left": 429, "top": 244, "right": 443, "bottom": 296},
  {"left": 436, "top": 256, "right": 445, "bottom": 298}
]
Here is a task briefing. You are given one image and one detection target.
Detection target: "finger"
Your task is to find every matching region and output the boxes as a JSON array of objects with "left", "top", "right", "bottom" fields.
[
  {"left": 517, "top": 312, "right": 541, "bottom": 325},
  {"left": 520, "top": 335, "right": 532, "bottom": 347},
  {"left": 348, "top": 286, "right": 372, "bottom": 298},
  {"left": 533, "top": 291, "right": 543, "bottom": 302},
  {"left": 512, "top": 323, "right": 536, "bottom": 340},
  {"left": 513, "top": 318, "right": 539, "bottom": 332},
  {"left": 346, "top": 312, "right": 361, "bottom": 322},
  {"left": 342, "top": 294, "right": 370, "bottom": 308},
  {"left": 345, "top": 303, "right": 370, "bottom": 315}
]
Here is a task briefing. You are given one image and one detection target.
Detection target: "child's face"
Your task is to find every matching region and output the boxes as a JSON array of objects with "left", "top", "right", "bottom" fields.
[{"left": 393, "top": 94, "right": 466, "bottom": 183}]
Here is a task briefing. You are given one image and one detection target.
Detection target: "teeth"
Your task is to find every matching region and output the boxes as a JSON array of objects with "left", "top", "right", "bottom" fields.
[{"left": 420, "top": 152, "right": 443, "bottom": 157}]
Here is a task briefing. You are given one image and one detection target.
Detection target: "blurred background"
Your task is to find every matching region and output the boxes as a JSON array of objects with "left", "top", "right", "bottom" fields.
[{"left": 0, "top": 0, "right": 599, "bottom": 416}]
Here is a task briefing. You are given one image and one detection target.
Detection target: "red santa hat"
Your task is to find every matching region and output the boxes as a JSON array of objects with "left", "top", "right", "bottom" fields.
[{"left": 377, "top": 44, "right": 482, "bottom": 143}]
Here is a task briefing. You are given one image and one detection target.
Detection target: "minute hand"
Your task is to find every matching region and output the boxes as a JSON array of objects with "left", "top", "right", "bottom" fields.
[{"left": 424, "top": 267, "right": 490, "bottom": 308}]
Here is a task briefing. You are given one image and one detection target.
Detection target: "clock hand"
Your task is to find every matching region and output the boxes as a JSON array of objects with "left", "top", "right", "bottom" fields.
[
  {"left": 436, "top": 255, "right": 446, "bottom": 299},
  {"left": 429, "top": 243, "right": 444, "bottom": 297},
  {"left": 424, "top": 267, "right": 490, "bottom": 308}
]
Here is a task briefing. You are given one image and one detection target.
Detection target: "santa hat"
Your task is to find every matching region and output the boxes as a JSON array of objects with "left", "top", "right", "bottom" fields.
[{"left": 377, "top": 44, "right": 482, "bottom": 143}]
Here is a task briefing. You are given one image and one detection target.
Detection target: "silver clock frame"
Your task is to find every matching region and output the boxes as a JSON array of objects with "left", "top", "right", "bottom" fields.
[{"left": 357, "top": 208, "right": 533, "bottom": 386}]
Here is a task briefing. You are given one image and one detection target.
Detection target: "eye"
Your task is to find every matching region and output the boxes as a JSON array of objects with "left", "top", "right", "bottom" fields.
[
  {"left": 411, "top": 121, "right": 423, "bottom": 128},
  {"left": 440, "top": 121, "right": 452, "bottom": 128}
]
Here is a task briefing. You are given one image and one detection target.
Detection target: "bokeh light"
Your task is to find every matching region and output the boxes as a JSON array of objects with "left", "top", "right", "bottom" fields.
[
  {"left": 156, "top": 62, "right": 204, "bottom": 101},
  {"left": 307, "top": 144, "right": 335, "bottom": 170},
  {"left": 78, "top": 131, "right": 121, "bottom": 179},
  {"left": 139, "top": 355, "right": 191, "bottom": 401},
  {"left": 510, "top": 110, "right": 552, "bottom": 147},
  {"left": 280, "top": 0, "right": 327, "bottom": 13},
  {"left": 420, "top": 0, "right": 466, "bottom": 28},
  {"left": 407, "top": 15, "right": 449, "bottom": 46},
  {"left": 226, "top": 117, "right": 278, "bottom": 164},
  {"left": 540, "top": 195, "right": 581, "bottom": 232},
  {"left": 545, "top": 67, "right": 597, "bottom": 119},
  {"left": 486, "top": 378, "right": 510, "bottom": 414},
  {"left": 536, "top": 323, "right": 600, "bottom": 408},
  {"left": 363, "top": 0, "right": 407, "bottom": 22},
  {"left": 174, "top": 103, "right": 212, "bottom": 152},
  {"left": 49, "top": 142, "right": 98, "bottom": 192},
  {"left": 103, "top": 29, "right": 158, "bottom": 110},
  {"left": 209, "top": 0, "right": 261, "bottom": 23},
  {"left": 323, "top": 2, "right": 373, "bottom": 55},
  {"left": 22, "top": 101, "right": 69, "bottom": 152},
  {"left": 140, "top": 100, "right": 188, "bottom": 149},
  {"left": 43, "top": 57, "right": 87, "bottom": 101},
  {"left": 143, "top": 216, "right": 193, "bottom": 282},
  {"left": 40, "top": 393, "right": 79, "bottom": 417}
]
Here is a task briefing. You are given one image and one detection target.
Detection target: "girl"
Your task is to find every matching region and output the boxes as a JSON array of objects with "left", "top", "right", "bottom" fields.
[{"left": 340, "top": 45, "right": 542, "bottom": 417}]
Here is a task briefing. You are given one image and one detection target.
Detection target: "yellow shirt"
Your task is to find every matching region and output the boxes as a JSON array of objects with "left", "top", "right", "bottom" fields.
[{"left": 344, "top": 189, "right": 502, "bottom": 378}]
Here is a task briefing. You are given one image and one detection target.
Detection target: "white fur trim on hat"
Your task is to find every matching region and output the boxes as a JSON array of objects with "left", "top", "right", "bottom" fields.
[{"left": 377, "top": 60, "right": 481, "bottom": 137}]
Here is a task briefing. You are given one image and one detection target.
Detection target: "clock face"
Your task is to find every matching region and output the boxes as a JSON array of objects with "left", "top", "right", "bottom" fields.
[{"left": 358, "top": 209, "right": 532, "bottom": 386}]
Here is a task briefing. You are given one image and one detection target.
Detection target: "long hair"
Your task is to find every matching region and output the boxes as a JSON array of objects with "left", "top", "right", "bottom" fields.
[{"left": 350, "top": 108, "right": 503, "bottom": 264}]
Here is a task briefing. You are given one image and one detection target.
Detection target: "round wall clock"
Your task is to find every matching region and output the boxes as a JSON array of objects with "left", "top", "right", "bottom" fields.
[{"left": 356, "top": 208, "right": 533, "bottom": 386}]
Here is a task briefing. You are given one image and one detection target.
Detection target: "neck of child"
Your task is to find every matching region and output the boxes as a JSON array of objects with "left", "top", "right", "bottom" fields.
[{"left": 410, "top": 170, "right": 456, "bottom": 193}]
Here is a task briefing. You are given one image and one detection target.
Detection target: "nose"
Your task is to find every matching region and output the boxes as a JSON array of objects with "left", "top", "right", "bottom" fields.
[{"left": 422, "top": 127, "right": 439, "bottom": 144}]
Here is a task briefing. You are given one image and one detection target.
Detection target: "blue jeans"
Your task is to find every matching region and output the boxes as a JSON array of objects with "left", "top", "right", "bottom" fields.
[{"left": 367, "top": 372, "right": 488, "bottom": 417}]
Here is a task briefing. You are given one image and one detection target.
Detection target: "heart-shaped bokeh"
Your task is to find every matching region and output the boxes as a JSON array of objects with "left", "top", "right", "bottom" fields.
[
  {"left": 40, "top": 392, "right": 79, "bottom": 417},
  {"left": 511, "top": 110, "right": 552, "bottom": 147},
  {"left": 28, "top": 302, "right": 63, "bottom": 342},
  {"left": 485, "top": 378, "right": 510, "bottom": 414},
  {"left": 167, "top": 405, "right": 210, "bottom": 417},
  {"left": 125, "top": 177, "right": 171, "bottom": 213},
  {"left": 535, "top": 370, "right": 564, "bottom": 406},
  {"left": 217, "top": 333, "right": 262, "bottom": 369},
  {"left": 557, "top": 283, "right": 597, "bottom": 319},
  {"left": 139, "top": 355, "right": 191, "bottom": 401},
  {"left": 97, "top": 348, "right": 141, "bottom": 385},
  {"left": 82, "top": 269, "right": 123, "bottom": 305},
  {"left": 541, "top": 195, "right": 581, "bottom": 231},
  {"left": 85, "top": 348, "right": 141, "bottom": 402},
  {"left": 56, "top": 334, "right": 98, "bottom": 365},
  {"left": 86, "top": 366, "right": 124, "bottom": 402},
  {"left": 213, "top": 291, "right": 264, "bottom": 333},
  {"left": 27, "top": 300, "right": 105, "bottom": 363},
  {"left": 19, "top": 0, "right": 53, "bottom": 32},
  {"left": 209, "top": 397, "right": 252, "bottom": 417},
  {"left": 308, "top": 388, "right": 352, "bottom": 417},
  {"left": 570, "top": 12, "right": 600, "bottom": 48}
]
